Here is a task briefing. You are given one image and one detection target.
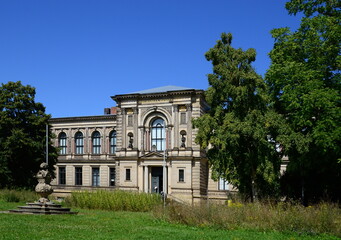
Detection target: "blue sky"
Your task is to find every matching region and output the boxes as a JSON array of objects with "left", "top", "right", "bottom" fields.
[{"left": 0, "top": 0, "right": 302, "bottom": 117}]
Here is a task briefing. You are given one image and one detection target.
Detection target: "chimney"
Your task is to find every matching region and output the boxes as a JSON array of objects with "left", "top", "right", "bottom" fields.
[{"left": 104, "top": 108, "right": 111, "bottom": 115}]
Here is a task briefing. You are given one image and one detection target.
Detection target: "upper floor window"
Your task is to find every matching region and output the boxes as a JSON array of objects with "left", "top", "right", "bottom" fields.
[
  {"left": 92, "top": 131, "right": 101, "bottom": 154},
  {"left": 151, "top": 118, "right": 165, "bottom": 151},
  {"left": 58, "top": 132, "right": 67, "bottom": 155},
  {"left": 75, "top": 132, "right": 84, "bottom": 154},
  {"left": 109, "top": 130, "right": 117, "bottom": 154}
]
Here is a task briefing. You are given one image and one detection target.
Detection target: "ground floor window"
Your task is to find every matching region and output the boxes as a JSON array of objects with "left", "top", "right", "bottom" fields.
[
  {"left": 125, "top": 168, "right": 131, "bottom": 181},
  {"left": 178, "top": 169, "right": 184, "bottom": 182},
  {"left": 219, "top": 177, "right": 229, "bottom": 190},
  {"left": 92, "top": 167, "right": 100, "bottom": 186},
  {"left": 110, "top": 168, "right": 116, "bottom": 186},
  {"left": 75, "top": 167, "right": 82, "bottom": 185},
  {"left": 59, "top": 167, "right": 66, "bottom": 185}
]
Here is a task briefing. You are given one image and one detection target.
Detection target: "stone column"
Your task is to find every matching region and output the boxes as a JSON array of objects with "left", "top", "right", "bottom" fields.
[{"left": 144, "top": 166, "right": 149, "bottom": 193}]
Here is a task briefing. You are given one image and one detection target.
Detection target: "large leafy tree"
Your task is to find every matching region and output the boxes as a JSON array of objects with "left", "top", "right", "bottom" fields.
[
  {"left": 193, "top": 33, "right": 285, "bottom": 201},
  {"left": 266, "top": 0, "right": 340, "bottom": 202},
  {"left": 0, "top": 81, "right": 57, "bottom": 189}
]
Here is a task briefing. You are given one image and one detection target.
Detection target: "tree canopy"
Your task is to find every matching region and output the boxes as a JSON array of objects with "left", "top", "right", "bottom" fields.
[
  {"left": 0, "top": 81, "right": 57, "bottom": 189},
  {"left": 193, "top": 33, "right": 285, "bottom": 201},
  {"left": 266, "top": 0, "right": 340, "bottom": 202}
]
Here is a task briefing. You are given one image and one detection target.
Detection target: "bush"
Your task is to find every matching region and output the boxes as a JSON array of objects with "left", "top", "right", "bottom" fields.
[
  {"left": 0, "top": 189, "right": 38, "bottom": 202},
  {"left": 153, "top": 201, "right": 341, "bottom": 237},
  {"left": 65, "top": 190, "right": 162, "bottom": 212}
]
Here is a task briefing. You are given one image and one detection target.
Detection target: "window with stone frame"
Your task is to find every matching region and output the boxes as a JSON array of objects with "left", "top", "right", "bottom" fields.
[
  {"left": 58, "top": 132, "right": 67, "bottom": 155},
  {"left": 75, "top": 167, "right": 83, "bottom": 185},
  {"left": 92, "top": 167, "right": 100, "bottom": 186},
  {"left": 92, "top": 131, "right": 101, "bottom": 154},
  {"left": 75, "top": 132, "right": 84, "bottom": 154},
  {"left": 151, "top": 118, "right": 165, "bottom": 151},
  {"left": 109, "top": 130, "right": 117, "bottom": 154},
  {"left": 219, "top": 177, "right": 229, "bottom": 190},
  {"left": 59, "top": 166, "right": 66, "bottom": 185}
]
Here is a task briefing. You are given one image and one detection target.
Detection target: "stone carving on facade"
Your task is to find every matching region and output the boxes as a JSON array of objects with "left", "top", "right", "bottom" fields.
[
  {"left": 180, "top": 130, "right": 187, "bottom": 148},
  {"left": 128, "top": 132, "right": 134, "bottom": 148}
]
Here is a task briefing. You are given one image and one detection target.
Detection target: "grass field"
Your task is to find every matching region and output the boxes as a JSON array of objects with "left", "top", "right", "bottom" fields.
[{"left": 0, "top": 201, "right": 338, "bottom": 240}]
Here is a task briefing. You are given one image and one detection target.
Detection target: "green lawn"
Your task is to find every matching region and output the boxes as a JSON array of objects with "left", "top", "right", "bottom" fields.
[{"left": 0, "top": 201, "right": 338, "bottom": 240}]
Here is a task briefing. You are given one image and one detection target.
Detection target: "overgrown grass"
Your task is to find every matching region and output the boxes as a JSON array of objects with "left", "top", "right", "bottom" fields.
[
  {"left": 0, "top": 200, "right": 337, "bottom": 240},
  {"left": 153, "top": 201, "right": 341, "bottom": 238},
  {"left": 0, "top": 189, "right": 38, "bottom": 203},
  {"left": 65, "top": 190, "right": 162, "bottom": 212}
]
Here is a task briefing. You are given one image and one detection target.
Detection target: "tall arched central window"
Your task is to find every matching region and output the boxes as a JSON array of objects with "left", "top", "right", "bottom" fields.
[{"left": 151, "top": 118, "right": 165, "bottom": 151}]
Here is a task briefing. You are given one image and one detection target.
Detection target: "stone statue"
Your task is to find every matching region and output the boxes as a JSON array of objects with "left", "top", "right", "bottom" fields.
[{"left": 35, "top": 162, "right": 53, "bottom": 204}]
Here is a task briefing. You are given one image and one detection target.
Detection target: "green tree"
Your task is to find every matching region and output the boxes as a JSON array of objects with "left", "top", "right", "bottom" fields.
[
  {"left": 193, "top": 33, "right": 285, "bottom": 201},
  {"left": 0, "top": 81, "right": 57, "bottom": 189},
  {"left": 266, "top": 0, "right": 340, "bottom": 202}
]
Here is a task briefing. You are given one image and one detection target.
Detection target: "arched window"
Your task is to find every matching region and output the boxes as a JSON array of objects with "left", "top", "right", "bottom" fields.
[
  {"left": 75, "top": 132, "right": 84, "bottom": 154},
  {"left": 58, "top": 132, "right": 67, "bottom": 155},
  {"left": 151, "top": 118, "right": 165, "bottom": 151},
  {"left": 92, "top": 131, "right": 101, "bottom": 154},
  {"left": 109, "top": 130, "right": 117, "bottom": 154}
]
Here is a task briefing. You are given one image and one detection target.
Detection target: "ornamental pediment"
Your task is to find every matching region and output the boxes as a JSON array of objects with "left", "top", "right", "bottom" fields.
[{"left": 141, "top": 151, "right": 165, "bottom": 158}]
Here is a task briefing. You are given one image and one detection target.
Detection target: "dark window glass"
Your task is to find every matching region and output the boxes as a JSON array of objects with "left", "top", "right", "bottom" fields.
[
  {"left": 110, "top": 168, "right": 116, "bottom": 186},
  {"left": 59, "top": 167, "right": 66, "bottom": 185},
  {"left": 179, "top": 169, "right": 184, "bottom": 182},
  {"left": 126, "top": 168, "right": 131, "bottom": 181},
  {"left": 75, "top": 167, "right": 82, "bottom": 185}
]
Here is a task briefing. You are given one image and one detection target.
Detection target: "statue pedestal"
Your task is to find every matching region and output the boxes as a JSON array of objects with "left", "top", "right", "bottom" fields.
[{"left": 9, "top": 163, "right": 77, "bottom": 215}]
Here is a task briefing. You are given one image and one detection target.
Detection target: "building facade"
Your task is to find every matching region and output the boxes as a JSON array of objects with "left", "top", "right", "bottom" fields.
[{"left": 50, "top": 86, "right": 233, "bottom": 203}]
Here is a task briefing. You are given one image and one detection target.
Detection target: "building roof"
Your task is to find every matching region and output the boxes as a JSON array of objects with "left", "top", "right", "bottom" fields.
[{"left": 129, "top": 85, "right": 195, "bottom": 94}]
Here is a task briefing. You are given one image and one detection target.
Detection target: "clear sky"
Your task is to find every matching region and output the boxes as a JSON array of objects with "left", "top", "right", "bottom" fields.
[{"left": 0, "top": 0, "right": 302, "bottom": 118}]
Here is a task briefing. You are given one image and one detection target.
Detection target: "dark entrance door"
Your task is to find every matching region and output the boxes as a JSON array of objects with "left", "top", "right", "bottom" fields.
[{"left": 151, "top": 167, "right": 163, "bottom": 193}]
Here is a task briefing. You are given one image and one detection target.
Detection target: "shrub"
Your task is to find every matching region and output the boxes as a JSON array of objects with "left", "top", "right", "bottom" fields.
[{"left": 65, "top": 190, "right": 162, "bottom": 212}]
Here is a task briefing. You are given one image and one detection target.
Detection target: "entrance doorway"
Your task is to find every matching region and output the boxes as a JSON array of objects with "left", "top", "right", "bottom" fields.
[{"left": 151, "top": 167, "right": 163, "bottom": 193}]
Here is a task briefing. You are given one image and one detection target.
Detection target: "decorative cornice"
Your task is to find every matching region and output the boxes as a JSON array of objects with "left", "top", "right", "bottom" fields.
[
  {"left": 111, "top": 89, "right": 205, "bottom": 102},
  {"left": 50, "top": 115, "right": 117, "bottom": 123}
]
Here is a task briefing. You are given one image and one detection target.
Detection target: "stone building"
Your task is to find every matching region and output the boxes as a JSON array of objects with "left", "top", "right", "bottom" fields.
[{"left": 50, "top": 86, "right": 233, "bottom": 203}]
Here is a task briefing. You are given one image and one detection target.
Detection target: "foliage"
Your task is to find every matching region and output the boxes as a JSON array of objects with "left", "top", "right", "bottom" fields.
[
  {"left": 154, "top": 201, "right": 341, "bottom": 238},
  {"left": 0, "top": 81, "right": 58, "bottom": 189},
  {"left": 266, "top": 0, "right": 341, "bottom": 202},
  {"left": 193, "top": 33, "right": 285, "bottom": 201},
  {"left": 0, "top": 189, "right": 38, "bottom": 202},
  {"left": 65, "top": 190, "right": 162, "bottom": 212}
]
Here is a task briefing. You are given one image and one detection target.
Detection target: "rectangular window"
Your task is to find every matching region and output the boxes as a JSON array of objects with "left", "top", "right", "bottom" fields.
[
  {"left": 75, "top": 167, "right": 82, "bottom": 185},
  {"left": 126, "top": 168, "right": 131, "bottom": 181},
  {"left": 219, "top": 177, "right": 229, "bottom": 191},
  {"left": 179, "top": 169, "right": 184, "bottom": 182},
  {"left": 110, "top": 168, "right": 116, "bottom": 186},
  {"left": 59, "top": 167, "right": 66, "bottom": 185},
  {"left": 92, "top": 167, "right": 100, "bottom": 187}
]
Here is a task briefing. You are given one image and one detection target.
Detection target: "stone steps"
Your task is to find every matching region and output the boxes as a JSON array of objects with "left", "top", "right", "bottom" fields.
[{"left": 9, "top": 202, "right": 77, "bottom": 215}]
